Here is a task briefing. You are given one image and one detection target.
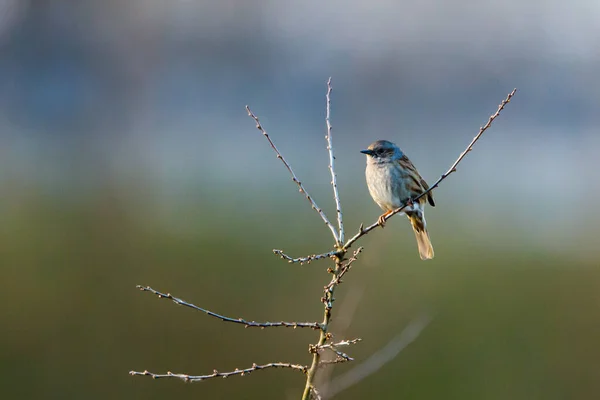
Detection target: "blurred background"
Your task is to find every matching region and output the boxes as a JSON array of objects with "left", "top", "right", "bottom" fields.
[{"left": 1, "top": 1, "right": 599, "bottom": 399}]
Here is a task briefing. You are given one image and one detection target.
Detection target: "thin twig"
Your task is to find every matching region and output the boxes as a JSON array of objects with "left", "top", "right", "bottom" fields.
[
  {"left": 318, "top": 357, "right": 350, "bottom": 367},
  {"left": 321, "top": 314, "right": 432, "bottom": 399},
  {"left": 325, "top": 247, "right": 363, "bottom": 290},
  {"left": 273, "top": 249, "right": 337, "bottom": 265},
  {"left": 343, "top": 88, "right": 517, "bottom": 251},
  {"left": 246, "top": 105, "right": 339, "bottom": 243},
  {"left": 320, "top": 338, "right": 362, "bottom": 349},
  {"left": 324, "top": 348, "right": 354, "bottom": 362},
  {"left": 130, "top": 362, "right": 307, "bottom": 383},
  {"left": 313, "top": 338, "right": 361, "bottom": 362},
  {"left": 136, "top": 286, "right": 322, "bottom": 330},
  {"left": 325, "top": 78, "right": 344, "bottom": 245}
]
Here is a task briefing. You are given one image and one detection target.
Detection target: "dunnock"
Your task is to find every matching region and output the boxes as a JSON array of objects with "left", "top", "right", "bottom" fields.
[{"left": 361, "top": 140, "right": 435, "bottom": 260}]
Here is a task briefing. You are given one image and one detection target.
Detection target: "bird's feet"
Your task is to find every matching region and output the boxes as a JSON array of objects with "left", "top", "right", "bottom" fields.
[{"left": 378, "top": 211, "right": 393, "bottom": 227}]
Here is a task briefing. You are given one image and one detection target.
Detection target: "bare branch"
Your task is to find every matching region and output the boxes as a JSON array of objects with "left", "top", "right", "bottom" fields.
[
  {"left": 325, "top": 78, "right": 344, "bottom": 245},
  {"left": 312, "top": 338, "right": 361, "bottom": 363},
  {"left": 343, "top": 88, "right": 517, "bottom": 251},
  {"left": 302, "top": 251, "right": 346, "bottom": 399},
  {"left": 273, "top": 249, "right": 338, "bottom": 265},
  {"left": 318, "top": 357, "right": 350, "bottom": 368},
  {"left": 320, "top": 338, "right": 362, "bottom": 349},
  {"left": 325, "top": 247, "right": 363, "bottom": 290},
  {"left": 246, "top": 105, "right": 339, "bottom": 242},
  {"left": 314, "top": 288, "right": 366, "bottom": 389},
  {"left": 321, "top": 314, "right": 432, "bottom": 399},
  {"left": 322, "top": 348, "right": 354, "bottom": 362},
  {"left": 136, "top": 286, "right": 322, "bottom": 330},
  {"left": 130, "top": 362, "right": 307, "bottom": 383}
]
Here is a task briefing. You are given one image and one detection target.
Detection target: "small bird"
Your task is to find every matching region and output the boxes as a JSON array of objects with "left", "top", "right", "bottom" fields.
[{"left": 361, "top": 140, "right": 435, "bottom": 260}]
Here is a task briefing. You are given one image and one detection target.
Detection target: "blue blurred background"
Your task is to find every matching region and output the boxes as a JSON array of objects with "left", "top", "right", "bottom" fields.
[{"left": 1, "top": 1, "right": 599, "bottom": 399}]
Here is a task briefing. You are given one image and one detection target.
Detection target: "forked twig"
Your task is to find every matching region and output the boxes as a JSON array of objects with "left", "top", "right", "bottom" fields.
[
  {"left": 246, "top": 105, "right": 339, "bottom": 243},
  {"left": 314, "top": 338, "right": 362, "bottom": 363},
  {"left": 130, "top": 362, "right": 307, "bottom": 382},
  {"left": 342, "top": 88, "right": 517, "bottom": 251},
  {"left": 137, "top": 286, "right": 322, "bottom": 330},
  {"left": 325, "top": 247, "right": 363, "bottom": 290}
]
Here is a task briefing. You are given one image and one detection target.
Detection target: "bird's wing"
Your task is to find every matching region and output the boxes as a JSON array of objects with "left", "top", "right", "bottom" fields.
[
  {"left": 420, "top": 178, "right": 435, "bottom": 207},
  {"left": 399, "top": 155, "right": 435, "bottom": 207}
]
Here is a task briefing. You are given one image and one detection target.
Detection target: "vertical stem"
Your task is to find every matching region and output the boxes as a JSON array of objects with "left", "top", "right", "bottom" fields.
[
  {"left": 303, "top": 78, "right": 347, "bottom": 398},
  {"left": 301, "top": 252, "right": 345, "bottom": 399},
  {"left": 325, "top": 77, "right": 344, "bottom": 245}
]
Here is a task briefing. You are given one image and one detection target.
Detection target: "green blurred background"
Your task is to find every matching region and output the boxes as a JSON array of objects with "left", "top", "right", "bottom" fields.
[{"left": 1, "top": 1, "right": 599, "bottom": 399}]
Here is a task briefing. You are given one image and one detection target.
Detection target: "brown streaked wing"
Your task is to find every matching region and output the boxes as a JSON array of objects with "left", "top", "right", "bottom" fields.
[
  {"left": 420, "top": 178, "right": 435, "bottom": 207},
  {"left": 398, "top": 155, "right": 424, "bottom": 191},
  {"left": 398, "top": 155, "right": 435, "bottom": 207}
]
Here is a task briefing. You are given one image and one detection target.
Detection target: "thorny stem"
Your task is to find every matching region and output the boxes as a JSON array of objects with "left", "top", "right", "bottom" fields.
[
  {"left": 130, "top": 362, "right": 307, "bottom": 382},
  {"left": 325, "top": 77, "right": 344, "bottom": 246},
  {"left": 326, "top": 248, "right": 363, "bottom": 291},
  {"left": 273, "top": 249, "right": 338, "bottom": 265},
  {"left": 302, "top": 253, "right": 346, "bottom": 400},
  {"left": 136, "top": 286, "right": 323, "bottom": 330},
  {"left": 319, "top": 338, "right": 362, "bottom": 350}
]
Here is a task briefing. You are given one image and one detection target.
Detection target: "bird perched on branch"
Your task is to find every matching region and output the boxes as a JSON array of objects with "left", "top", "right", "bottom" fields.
[{"left": 361, "top": 140, "right": 435, "bottom": 260}]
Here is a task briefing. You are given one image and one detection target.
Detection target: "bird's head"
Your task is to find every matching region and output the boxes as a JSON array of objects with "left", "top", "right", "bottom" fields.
[{"left": 360, "top": 140, "right": 403, "bottom": 162}]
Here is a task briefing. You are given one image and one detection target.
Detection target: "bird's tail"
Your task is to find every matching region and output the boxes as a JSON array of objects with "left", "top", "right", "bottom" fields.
[{"left": 408, "top": 212, "right": 434, "bottom": 260}]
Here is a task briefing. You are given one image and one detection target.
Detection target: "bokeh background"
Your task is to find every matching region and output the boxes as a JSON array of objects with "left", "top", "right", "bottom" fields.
[{"left": 1, "top": 1, "right": 599, "bottom": 399}]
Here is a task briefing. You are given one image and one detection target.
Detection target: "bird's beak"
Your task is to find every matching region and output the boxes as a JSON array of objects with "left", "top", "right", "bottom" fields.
[{"left": 360, "top": 149, "right": 373, "bottom": 155}]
